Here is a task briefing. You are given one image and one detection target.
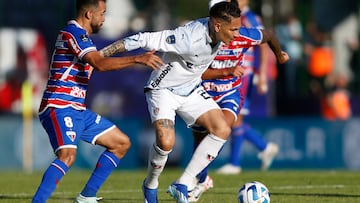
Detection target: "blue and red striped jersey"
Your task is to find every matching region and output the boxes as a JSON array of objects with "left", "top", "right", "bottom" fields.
[
  {"left": 202, "top": 27, "right": 262, "bottom": 99},
  {"left": 39, "top": 20, "right": 97, "bottom": 113}
]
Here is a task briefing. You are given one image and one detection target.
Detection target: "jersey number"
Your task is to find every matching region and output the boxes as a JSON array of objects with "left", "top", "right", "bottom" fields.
[
  {"left": 198, "top": 89, "right": 211, "bottom": 100},
  {"left": 64, "top": 117, "right": 74, "bottom": 128}
]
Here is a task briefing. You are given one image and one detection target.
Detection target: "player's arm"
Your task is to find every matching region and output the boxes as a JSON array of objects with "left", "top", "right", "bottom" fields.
[
  {"left": 201, "top": 66, "right": 245, "bottom": 80},
  {"left": 83, "top": 50, "right": 163, "bottom": 72},
  {"left": 100, "top": 40, "right": 126, "bottom": 57},
  {"left": 100, "top": 23, "right": 194, "bottom": 58},
  {"left": 256, "top": 43, "right": 270, "bottom": 94},
  {"left": 260, "top": 29, "right": 289, "bottom": 64}
]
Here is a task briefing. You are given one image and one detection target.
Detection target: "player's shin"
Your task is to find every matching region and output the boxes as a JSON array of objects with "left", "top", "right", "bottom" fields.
[
  {"left": 145, "top": 144, "right": 171, "bottom": 189},
  {"left": 80, "top": 151, "right": 120, "bottom": 197},
  {"left": 32, "top": 159, "right": 69, "bottom": 203},
  {"left": 177, "top": 134, "right": 226, "bottom": 190}
]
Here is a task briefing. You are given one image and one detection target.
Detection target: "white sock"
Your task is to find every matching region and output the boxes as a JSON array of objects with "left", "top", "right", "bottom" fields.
[
  {"left": 145, "top": 143, "right": 171, "bottom": 189},
  {"left": 177, "top": 134, "right": 226, "bottom": 189}
]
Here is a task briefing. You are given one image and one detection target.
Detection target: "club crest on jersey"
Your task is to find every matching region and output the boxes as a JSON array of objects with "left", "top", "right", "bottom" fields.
[
  {"left": 153, "top": 107, "right": 159, "bottom": 115},
  {"left": 207, "top": 154, "right": 215, "bottom": 161},
  {"left": 80, "top": 34, "right": 89, "bottom": 42},
  {"left": 166, "top": 35, "right": 176, "bottom": 44},
  {"left": 66, "top": 131, "right": 77, "bottom": 142}
]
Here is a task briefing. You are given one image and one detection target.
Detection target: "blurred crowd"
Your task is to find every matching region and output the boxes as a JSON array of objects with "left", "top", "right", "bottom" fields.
[{"left": 0, "top": 0, "right": 359, "bottom": 121}]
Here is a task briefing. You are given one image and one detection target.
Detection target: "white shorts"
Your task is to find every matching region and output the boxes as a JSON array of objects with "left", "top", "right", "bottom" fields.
[{"left": 145, "top": 86, "right": 220, "bottom": 126}]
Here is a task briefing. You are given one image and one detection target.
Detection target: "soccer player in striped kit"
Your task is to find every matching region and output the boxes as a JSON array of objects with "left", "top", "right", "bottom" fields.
[
  {"left": 216, "top": 0, "right": 280, "bottom": 176},
  {"left": 32, "top": 0, "right": 163, "bottom": 202}
]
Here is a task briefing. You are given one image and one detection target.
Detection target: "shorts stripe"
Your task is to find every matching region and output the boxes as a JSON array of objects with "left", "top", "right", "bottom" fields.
[{"left": 50, "top": 108, "right": 64, "bottom": 146}]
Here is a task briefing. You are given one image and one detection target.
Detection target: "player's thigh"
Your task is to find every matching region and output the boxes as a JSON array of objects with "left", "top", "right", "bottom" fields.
[
  {"left": 39, "top": 107, "right": 85, "bottom": 152},
  {"left": 196, "top": 108, "right": 230, "bottom": 139},
  {"left": 216, "top": 90, "right": 241, "bottom": 126},
  {"left": 145, "top": 89, "right": 179, "bottom": 123},
  {"left": 177, "top": 86, "right": 220, "bottom": 126},
  {"left": 146, "top": 89, "right": 178, "bottom": 149},
  {"left": 82, "top": 109, "right": 129, "bottom": 148},
  {"left": 95, "top": 127, "right": 130, "bottom": 153}
]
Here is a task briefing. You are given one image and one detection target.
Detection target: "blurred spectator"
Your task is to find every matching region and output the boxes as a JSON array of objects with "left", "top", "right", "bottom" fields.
[
  {"left": 311, "top": 0, "right": 359, "bottom": 120},
  {"left": 99, "top": 0, "right": 136, "bottom": 39},
  {"left": 275, "top": 14, "right": 303, "bottom": 98},
  {"left": 0, "top": 29, "right": 48, "bottom": 114}
]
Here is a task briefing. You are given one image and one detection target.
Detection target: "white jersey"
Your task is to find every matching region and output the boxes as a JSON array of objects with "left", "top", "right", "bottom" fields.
[{"left": 123, "top": 18, "right": 221, "bottom": 96}]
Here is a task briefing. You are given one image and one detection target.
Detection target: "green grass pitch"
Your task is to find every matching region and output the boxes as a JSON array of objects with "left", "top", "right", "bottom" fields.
[{"left": 0, "top": 168, "right": 359, "bottom": 202}]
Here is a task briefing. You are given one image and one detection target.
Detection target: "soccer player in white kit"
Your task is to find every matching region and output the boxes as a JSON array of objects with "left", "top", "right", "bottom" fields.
[{"left": 100, "top": 1, "right": 288, "bottom": 203}]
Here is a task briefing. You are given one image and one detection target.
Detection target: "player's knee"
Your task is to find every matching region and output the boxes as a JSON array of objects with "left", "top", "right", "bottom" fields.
[
  {"left": 213, "top": 125, "right": 231, "bottom": 139},
  {"left": 56, "top": 148, "right": 77, "bottom": 167},
  {"left": 122, "top": 136, "right": 131, "bottom": 152},
  {"left": 112, "top": 136, "right": 131, "bottom": 158},
  {"left": 157, "top": 139, "right": 175, "bottom": 151}
]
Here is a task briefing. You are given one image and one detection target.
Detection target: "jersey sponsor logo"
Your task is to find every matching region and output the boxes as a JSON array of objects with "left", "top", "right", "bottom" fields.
[
  {"left": 66, "top": 131, "right": 76, "bottom": 142},
  {"left": 210, "top": 60, "right": 239, "bottom": 69},
  {"left": 150, "top": 64, "right": 173, "bottom": 88},
  {"left": 231, "top": 40, "right": 248, "bottom": 46},
  {"left": 203, "top": 82, "right": 233, "bottom": 92},
  {"left": 70, "top": 86, "right": 86, "bottom": 98},
  {"left": 166, "top": 35, "right": 176, "bottom": 44}
]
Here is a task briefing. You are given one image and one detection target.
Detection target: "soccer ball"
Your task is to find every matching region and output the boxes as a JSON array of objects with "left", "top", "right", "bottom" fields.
[{"left": 238, "top": 181, "right": 270, "bottom": 203}]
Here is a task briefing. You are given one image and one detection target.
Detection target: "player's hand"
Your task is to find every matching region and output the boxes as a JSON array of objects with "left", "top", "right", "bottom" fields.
[
  {"left": 135, "top": 51, "right": 164, "bottom": 70},
  {"left": 277, "top": 51, "right": 290, "bottom": 64},
  {"left": 256, "top": 73, "right": 268, "bottom": 94},
  {"left": 232, "top": 65, "right": 245, "bottom": 77}
]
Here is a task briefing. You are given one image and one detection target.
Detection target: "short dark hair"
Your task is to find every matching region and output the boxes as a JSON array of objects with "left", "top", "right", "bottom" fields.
[
  {"left": 209, "top": 1, "right": 241, "bottom": 23},
  {"left": 76, "top": 0, "right": 106, "bottom": 13}
]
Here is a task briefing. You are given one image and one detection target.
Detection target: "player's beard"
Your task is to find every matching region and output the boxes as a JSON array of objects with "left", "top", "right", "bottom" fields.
[
  {"left": 92, "top": 24, "right": 102, "bottom": 34},
  {"left": 93, "top": 26, "right": 101, "bottom": 34}
]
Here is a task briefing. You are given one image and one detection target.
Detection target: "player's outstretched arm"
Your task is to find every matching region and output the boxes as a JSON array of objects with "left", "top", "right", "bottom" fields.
[
  {"left": 84, "top": 50, "right": 163, "bottom": 72},
  {"left": 260, "top": 29, "right": 289, "bottom": 64},
  {"left": 100, "top": 40, "right": 126, "bottom": 57}
]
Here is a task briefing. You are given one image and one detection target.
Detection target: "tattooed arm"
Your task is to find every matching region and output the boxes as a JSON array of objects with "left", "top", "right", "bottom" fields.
[
  {"left": 92, "top": 33, "right": 163, "bottom": 70},
  {"left": 100, "top": 40, "right": 127, "bottom": 57}
]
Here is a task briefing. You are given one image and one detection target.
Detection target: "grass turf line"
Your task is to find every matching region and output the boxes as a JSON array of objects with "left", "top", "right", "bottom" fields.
[{"left": 0, "top": 169, "right": 359, "bottom": 203}]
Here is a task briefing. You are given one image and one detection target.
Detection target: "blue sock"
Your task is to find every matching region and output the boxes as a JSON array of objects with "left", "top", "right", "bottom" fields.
[
  {"left": 243, "top": 123, "right": 267, "bottom": 151},
  {"left": 80, "top": 151, "right": 120, "bottom": 197},
  {"left": 32, "top": 159, "right": 69, "bottom": 203},
  {"left": 229, "top": 125, "right": 245, "bottom": 167}
]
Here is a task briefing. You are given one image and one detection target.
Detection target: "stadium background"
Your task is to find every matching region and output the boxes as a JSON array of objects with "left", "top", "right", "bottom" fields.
[{"left": 0, "top": 0, "right": 360, "bottom": 172}]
